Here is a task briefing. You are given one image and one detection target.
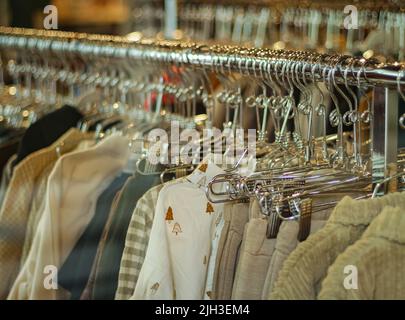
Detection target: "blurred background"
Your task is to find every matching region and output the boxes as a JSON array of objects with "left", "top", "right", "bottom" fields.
[
  {"left": 0, "top": 0, "right": 132, "bottom": 34},
  {"left": 1, "top": 0, "right": 405, "bottom": 60}
]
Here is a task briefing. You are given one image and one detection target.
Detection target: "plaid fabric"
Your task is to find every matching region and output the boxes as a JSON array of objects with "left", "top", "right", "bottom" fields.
[
  {"left": 20, "top": 161, "right": 55, "bottom": 267},
  {"left": 0, "top": 129, "right": 91, "bottom": 299},
  {"left": 115, "top": 184, "right": 163, "bottom": 300}
]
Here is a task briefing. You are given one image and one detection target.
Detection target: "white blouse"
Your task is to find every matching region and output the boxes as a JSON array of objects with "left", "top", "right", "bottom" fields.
[{"left": 132, "top": 157, "right": 225, "bottom": 300}]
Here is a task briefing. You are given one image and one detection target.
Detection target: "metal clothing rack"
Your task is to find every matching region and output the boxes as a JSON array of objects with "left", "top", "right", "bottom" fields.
[
  {"left": 0, "top": 27, "right": 404, "bottom": 186},
  {"left": 0, "top": 27, "right": 404, "bottom": 87}
]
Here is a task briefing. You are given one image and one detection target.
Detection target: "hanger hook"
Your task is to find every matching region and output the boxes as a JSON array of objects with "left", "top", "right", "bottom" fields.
[
  {"left": 275, "top": 199, "right": 300, "bottom": 221},
  {"left": 397, "top": 64, "right": 405, "bottom": 103}
]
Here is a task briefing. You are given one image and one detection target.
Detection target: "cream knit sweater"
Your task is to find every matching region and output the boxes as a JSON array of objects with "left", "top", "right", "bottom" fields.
[
  {"left": 319, "top": 206, "right": 405, "bottom": 300},
  {"left": 269, "top": 192, "right": 405, "bottom": 300}
]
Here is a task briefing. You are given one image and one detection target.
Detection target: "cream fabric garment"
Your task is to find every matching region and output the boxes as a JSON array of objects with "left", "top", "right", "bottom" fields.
[
  {"left": 231, "top": 199, "right": 276, "bottom": 300},
  {"left": 204, "top": 208, "right": 225, "bottom": 300},
  {"left": 213, "top": 202, "right": 249, "bottom": 300},
  {"left": 20, "top": 162, "right": 55, "bottom": 267},
  {"left": 270, "top": 192, "right": 405, "bottom": 300},
  {"left": 7, "top": 134, "right": 129, "bottom": 300},
  {"left": 209, "top": 204, "right": 231, "bottom": 300},
  {"left": 0, "top": 128, "right": 91, "bottom": 299},
  {"left": 21, "top": 140, "right": 95, "bottom": 267},
  {"left": 263, "top": 219, "right": 327, "bottom": 299},
  {"left": 231, "top": 218, "right": 276, "bottom": 300},
  {"left": 319, "top": 206, "right": 405, "bottom": 300},
  {"left": 263, "top": 193, "right": 348, "bottom": 299},
  {"left": 131, "top": 158, "right": 225, "bottom": 300}
]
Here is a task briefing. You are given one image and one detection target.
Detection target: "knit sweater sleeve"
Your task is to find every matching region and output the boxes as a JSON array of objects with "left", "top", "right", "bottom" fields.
[
  {"left": 319, "top": 206, "right": 405, "bottom": 300},
  {"left": 269, "top": 224, "right": 339, "bottom": 300},
  {"left": 269, "top": 220, "right": 368, "bottom": 300}
]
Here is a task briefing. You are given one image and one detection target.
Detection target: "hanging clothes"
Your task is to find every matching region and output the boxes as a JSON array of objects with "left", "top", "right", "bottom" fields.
[
  {"left": 261, "top": 193, "right": 349, "bottom": 298},
  {"left": 262, "top": 216, "right": 328, "bottom": 298},
  {"left": 212, "top": 202, "right": 249, "bottom": 300},
  {"left": 58, "top": 172, "right": 131, "bottom": 300},
  {"left": 131, "top": 158, "right": 225, "bottom": 300},
  {"left": 319, "top": 206, "right": 405, "bottom": 300},
  {"left": 14, "top": 105, "right": 83, "bottom": 165},
  {"left": 115, "top": 183, "right": 165, "bottom": 300},
  {"left": 204, "top": 205, "right": 225, "bottom": 300},
  {"left": 231, "top": 213, "right": 276, "bottom": 300},
  {"left": 7, "top": 134, "right": 130, "bottom": 300},
  {"left": 91, "top": 173, "right": 160, "bottom": 300},
  {"left": 1, "top": 20, "right": 405, "bottom": 303},
  {"left": 0, "top": 128, "right": 92, "bottom": 299},
  {"left": 80, "top": 186, "right": 123, "bottom": 300},
  {"left": 269, "top": 193, "right": 405, "bottom": 300}
]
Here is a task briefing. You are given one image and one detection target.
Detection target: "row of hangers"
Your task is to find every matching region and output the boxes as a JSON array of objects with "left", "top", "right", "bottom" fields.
[
  {"left": 130, "top": 0, "right": 405, "bottom": 60},
  {"left": 1, "top": 27, "right": 405, "bottom": 240}
]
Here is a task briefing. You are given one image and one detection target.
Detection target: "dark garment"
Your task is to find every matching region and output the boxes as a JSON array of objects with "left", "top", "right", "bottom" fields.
[
  {"left": 0, "top": 124, "right": 25, "bottom": 146},
  {"left": 14, "top": 105, "right": 83, "bottom": 165},
  {"left": 92, "top": 174, "right": 160, "bottom": 300},
  {"left": 58, "top": 172, "right": 131, "bottom": 300},
  {"left": 80, "top": 189, "right": 122, "bottom": 300}
]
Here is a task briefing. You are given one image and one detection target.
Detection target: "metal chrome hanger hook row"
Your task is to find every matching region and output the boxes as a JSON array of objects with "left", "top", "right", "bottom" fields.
[{"left": 2, "top": 27, "right": 405, "bottom": 89}]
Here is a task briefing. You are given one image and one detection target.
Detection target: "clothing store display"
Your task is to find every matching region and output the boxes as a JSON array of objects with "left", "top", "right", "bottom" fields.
[
  {"left": 0, "top": 128, "right": 92, "bottom": 299},
  {"left": 115, "top": 183, "right": 164, "bottom": 300},
  {"left": 14, "top": 105, "right": 83, "bottom": 165},
  {"left": 212, "top": 202, "right": 249, "bottom": 300},
  {"left": 58, "top": 172, "right": 131, "bottom": 300},
  {"left": 270, "top": 193, "right": 405, "bottom": 300},
  {"left": 7, "top": 134, "right": 130, "bottom": 300},
  {"left": 131, "top": 160, "right": 225, "bottom": 300},
  {"left": 1, "top": 20, "right": 405, "bottom": 302},
  {"left": 92, "top": 174, "right": 160, "bottom": 300},
  {"left": 318, "top": 206, "right": 405, "bottom": 300}
]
